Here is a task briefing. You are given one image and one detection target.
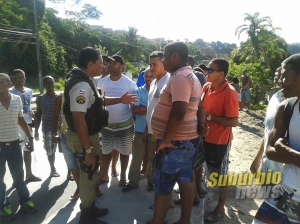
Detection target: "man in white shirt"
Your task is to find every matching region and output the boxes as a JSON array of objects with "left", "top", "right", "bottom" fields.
[
  {"left": 97, "top": 55, "right": 137, "bottom": 187},
  {"left": 0, "top": 73, "right": 38, "bottom": 221}
]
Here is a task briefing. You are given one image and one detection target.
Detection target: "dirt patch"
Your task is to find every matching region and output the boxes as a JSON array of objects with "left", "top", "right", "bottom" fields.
[{"left": 203, "top": 109, "right": 266, "bottom": 224}]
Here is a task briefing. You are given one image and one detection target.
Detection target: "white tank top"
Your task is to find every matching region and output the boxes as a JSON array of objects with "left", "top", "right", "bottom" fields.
[{"left": 282, "top": 102, "right": 300, "bottom": 192}]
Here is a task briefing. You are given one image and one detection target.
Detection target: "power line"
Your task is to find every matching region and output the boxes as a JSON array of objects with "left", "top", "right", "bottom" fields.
[{"left": 54, "top": 40, "right": 80, "bottom": 52}]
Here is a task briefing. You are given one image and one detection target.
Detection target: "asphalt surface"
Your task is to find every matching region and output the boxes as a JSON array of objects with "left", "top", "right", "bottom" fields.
[{"left": 3, "top": 129, "right": 204, "bottom": 224}]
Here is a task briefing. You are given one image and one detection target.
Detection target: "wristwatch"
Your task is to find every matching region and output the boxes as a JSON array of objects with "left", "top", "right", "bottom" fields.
[
  {"left": 206, "top": 114, "right": 212, "bottom": 121},
  {"left": 85, "top": 146, "right": 94, "bottom": 154}
]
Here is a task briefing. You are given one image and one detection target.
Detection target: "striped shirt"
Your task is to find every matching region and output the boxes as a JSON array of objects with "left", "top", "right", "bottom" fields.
[
  {"left": 151, "top": 66, "right": 201, "bottom": 140},
  {"left": 0, "top": 93, "right": 23, "bottom": 142},
  {"left": 41, "top": 93, "right": 56, "bottom": 132}
]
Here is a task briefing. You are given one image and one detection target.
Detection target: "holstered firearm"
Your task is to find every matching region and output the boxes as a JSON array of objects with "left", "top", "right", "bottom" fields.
[{"left": 74, "top": 151, "right": 99, "bottom": 181}]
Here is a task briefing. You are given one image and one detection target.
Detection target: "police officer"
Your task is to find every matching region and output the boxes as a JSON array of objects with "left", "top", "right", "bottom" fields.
[{"left": 64, "top": 47, "right": 137, "bottom": 224}]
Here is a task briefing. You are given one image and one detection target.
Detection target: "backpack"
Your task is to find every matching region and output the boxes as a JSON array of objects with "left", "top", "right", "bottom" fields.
[
  {"left": 283, "top": 97, "right": 299, "bottom": 138},
  {"left": 64, "top": 68, "right": 109, "bottom": 135}
]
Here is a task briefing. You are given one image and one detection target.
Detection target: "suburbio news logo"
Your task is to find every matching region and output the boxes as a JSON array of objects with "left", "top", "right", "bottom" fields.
[{"left": 208, "top": 170, "right": 282, "bottom": 199}]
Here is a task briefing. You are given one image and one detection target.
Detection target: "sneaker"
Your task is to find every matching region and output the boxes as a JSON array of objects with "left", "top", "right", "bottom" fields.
[
  {"left": 21, "top": 201, "right": 38, "bottom": 213},
  {"left": 1, "top": 205, "right": 15, "bottom": 220}
]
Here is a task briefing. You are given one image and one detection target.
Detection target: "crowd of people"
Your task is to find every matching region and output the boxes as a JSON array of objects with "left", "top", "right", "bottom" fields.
[{"left": 0, "top": 41, "right": 299, "bottom": 224}]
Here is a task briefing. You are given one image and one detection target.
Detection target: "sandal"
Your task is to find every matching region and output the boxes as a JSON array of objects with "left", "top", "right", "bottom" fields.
[
  {"left": 205, "top": 209, "right": 224, "bottom": 223},
  {"left": 111, "top": 171, "right": 119, "bottom": 177},
  {"left": 70, "top": 189, "right": 80, "bottom": 200},
  {"left": 50, "top": 171, "right": 60, "bottom": 177},
  {"left": 95, "top": 188, "right": 104, "bottom": 199}
]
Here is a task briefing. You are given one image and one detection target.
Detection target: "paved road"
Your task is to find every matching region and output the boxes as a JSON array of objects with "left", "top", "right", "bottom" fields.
[{"left": 3, "top": 129, "right": 204, "bottom": 224}]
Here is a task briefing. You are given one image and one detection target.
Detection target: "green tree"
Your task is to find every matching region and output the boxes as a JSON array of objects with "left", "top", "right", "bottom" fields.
[{"left": 235, "top": 12, "right": 273, "bottom": 59}]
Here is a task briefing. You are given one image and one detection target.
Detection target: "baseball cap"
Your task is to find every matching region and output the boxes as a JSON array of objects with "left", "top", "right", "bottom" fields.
[{"left": 109, "top": 55, "right": 124, "bottom": 65}]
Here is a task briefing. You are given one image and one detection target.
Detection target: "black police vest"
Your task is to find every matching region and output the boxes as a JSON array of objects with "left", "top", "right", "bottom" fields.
[{"left": 64, "top": 68, "right": 109, "bottom": 135}]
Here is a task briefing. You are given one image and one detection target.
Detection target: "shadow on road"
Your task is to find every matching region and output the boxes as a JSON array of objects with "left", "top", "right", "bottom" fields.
[{"left": 9, "top": 176, "right": 68, "bottom": 224}]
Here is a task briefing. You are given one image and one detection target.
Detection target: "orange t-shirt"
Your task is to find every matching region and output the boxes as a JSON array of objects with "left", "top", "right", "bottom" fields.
[
  {"left": 151, "top": 66, "right": 201, "bottom": 140},
  {"left": 201, "top": 81, "right": 239, "bottom": 145}
]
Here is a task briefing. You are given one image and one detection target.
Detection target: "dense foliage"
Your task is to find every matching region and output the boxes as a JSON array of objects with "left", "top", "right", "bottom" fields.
[{"left": 0, "top": 2, "right": 299, "bottom": 96}]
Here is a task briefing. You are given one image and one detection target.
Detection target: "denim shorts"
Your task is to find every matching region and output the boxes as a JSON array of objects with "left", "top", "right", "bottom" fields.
[
  {"left": 153, "top": 137, "right": 200, "bottom": 195},
  {"left": 60, "top": 133, "right": 78, "bottom": 169},
  {"left": 241, "top": 88, "right": 251, "bottom": 102}
]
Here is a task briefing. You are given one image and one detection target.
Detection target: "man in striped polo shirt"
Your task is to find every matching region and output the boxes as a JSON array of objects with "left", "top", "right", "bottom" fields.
[
  {"left": 151, "top": 42, "right": 206, "bottom": 224},
  {"left": 0, "top": 73, "right": 38, "bottom": 221}
]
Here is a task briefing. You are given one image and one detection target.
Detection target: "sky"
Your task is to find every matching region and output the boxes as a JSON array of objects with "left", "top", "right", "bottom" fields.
[{"left": 46, "top": 0, "right": 300, "bottom": 45}]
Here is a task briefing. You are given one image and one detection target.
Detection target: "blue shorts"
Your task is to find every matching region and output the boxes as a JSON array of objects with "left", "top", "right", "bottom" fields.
[
  {"left": 241, "top": 88, "right": 251, "bottom": 102},
  {"left": 153, "top": 137, "right": 200, "bottom": 195},
  {"left": 60, "top": 133, "right": 78, "bottom": 169}
]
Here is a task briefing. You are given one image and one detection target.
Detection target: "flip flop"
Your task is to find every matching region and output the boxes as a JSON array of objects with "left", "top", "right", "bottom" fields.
[
  {"left": 96, "top": 192, "right": 104, "bottom": 199},
  {"left": 70, "top": 189, "right": 80, "bottom": 200},
  {"left": 205, "top": 209, "right": 224, "bottom": 222},
  {"left": 50, "top": 171, "right": 60, "bottom": 177},
  {"left": 25, "top": 176, "right": 42, "bottom": 182}
]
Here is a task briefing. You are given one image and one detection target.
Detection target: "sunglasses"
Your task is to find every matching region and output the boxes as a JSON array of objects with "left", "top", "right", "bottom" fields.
[{"left": 206, "top": 68, "right": 221, "bottom": 74}]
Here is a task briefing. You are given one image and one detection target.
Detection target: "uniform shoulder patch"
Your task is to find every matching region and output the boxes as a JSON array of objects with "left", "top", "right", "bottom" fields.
[{"left": 76, "top": 95, "right": 85, "bottom": 104}]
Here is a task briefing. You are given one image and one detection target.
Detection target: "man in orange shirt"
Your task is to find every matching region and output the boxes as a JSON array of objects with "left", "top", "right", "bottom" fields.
[{"left": 201, "top": 59, "right": 239, "bottom": 222}]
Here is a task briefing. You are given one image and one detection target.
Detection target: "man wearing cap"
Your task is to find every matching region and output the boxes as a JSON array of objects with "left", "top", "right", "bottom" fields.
[{"left": 97, "top": 55, "right": 137, "bottom": 187}]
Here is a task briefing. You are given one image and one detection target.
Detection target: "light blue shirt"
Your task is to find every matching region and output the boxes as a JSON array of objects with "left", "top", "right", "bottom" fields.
[{"left": 134, "top": 85, "right": 148, "bottom": 133}]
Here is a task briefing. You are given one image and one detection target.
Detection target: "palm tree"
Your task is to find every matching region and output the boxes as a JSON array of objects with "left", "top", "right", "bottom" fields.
[{"left": 235, "top": 12, "right": 273, "bottom": 58}]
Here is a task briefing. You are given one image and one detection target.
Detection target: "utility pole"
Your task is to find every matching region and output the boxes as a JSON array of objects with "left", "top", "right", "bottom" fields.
[{"left": 34, "top": 0, "right": 44, "bottom": 94}]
